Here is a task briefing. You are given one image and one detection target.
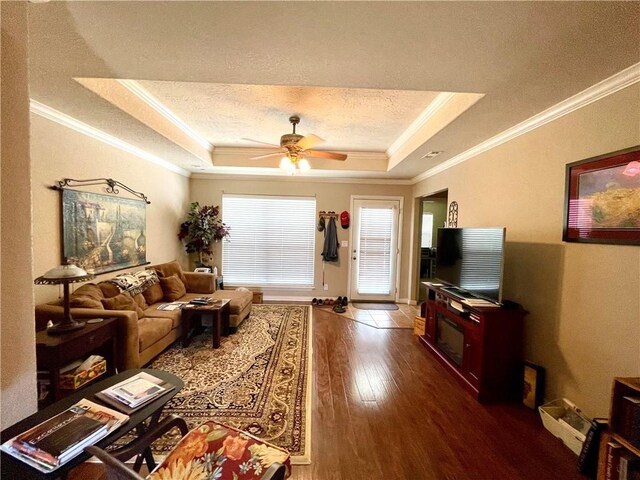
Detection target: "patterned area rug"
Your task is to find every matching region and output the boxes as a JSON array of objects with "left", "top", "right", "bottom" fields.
[{"left": 144, "top": 304, "right": 312, "bottom": 464}]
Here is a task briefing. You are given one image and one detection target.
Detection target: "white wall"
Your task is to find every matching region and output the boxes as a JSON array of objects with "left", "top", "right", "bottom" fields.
[
  {"left": 413, "top": 83, "right": 640, "bottom": 417},
  {"left": 30, "top": 114, "right": 191, "bottom": 305},
  {"left": 190, "top": 177, "right": 413, "bottom": 301},
  {"left": 1, "top": 1, "right": 38, "bottom": 429}
]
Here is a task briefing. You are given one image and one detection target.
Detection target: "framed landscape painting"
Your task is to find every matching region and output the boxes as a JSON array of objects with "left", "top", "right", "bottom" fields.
[
  {"left": 563, "top": 145, "right": 640, "bottom": 245},
  {"left": 62, "top": 189, "right": 148, "bottom": 274}
]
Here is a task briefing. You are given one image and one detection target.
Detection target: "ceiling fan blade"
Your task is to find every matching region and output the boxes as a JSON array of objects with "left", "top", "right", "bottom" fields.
[
  {"left": 295, "top": 134, "right": 324, "bottom": 151},
  {"left": 250, "top": 152, "right": 284, "bottom": 160},
  {"left": 242, "top": 138, "right": 281, "bottom": 148},
  {"left": 305, "top": 150, "right": 348, "bottom": 161}
]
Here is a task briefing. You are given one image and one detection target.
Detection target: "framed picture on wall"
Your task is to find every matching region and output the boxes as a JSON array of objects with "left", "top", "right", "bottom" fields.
[
  {"left": 563, "top": 145, "right": 640, "bottom": 245},
  {"left": 522, "top": 361, "right": 545, "bottom": 410},
  {"left": 61, "top": 189, "right": 148, "bottom": 274}
]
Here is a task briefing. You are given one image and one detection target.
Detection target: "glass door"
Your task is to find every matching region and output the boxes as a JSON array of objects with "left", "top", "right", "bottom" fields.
[{"left": 349, "top": 198, "right": 401, "bottom": 302}]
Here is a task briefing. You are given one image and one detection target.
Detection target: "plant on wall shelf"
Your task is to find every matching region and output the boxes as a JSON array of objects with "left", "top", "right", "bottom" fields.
[{"left": 178, "top": 202, "right": 230, "bottom": 267}]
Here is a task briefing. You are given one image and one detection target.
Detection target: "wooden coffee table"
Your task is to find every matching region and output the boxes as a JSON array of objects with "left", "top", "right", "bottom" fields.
[
  {"left": 0, "top": 368, "right": 183, "bottom": 479},
  {"left": 181, "top": 299, "right": 231, "bottom": 348}
]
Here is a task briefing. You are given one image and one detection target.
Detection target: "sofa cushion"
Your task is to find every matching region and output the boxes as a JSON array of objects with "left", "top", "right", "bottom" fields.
[
  {"left": 132, "top": 293, "right": 148, "bottom": 310},
  {"left": 142, "top": 282, "right": 164, "bottom": 305},
  {"left": 138, "top": 317, "right": 173, "bottom": 351},
  {"left": 143, "top": 307, "right": 182, "bottom": 329},
  {"left": 160, "top": 275, "right": 187, "bottom": 302},
  {"left": 212, "top": 290, "right": 252, "bottom": 315},
  {"left": 101, "top": 292, "right": 145, "bottom": 319},
  {"left": 98, "top": 281, "right": 121, "bottom": 298},
  {"left": 151, "top": 260, "right": 187, "bottom": 284},
  {"left": 69, "top": 284, "right": 104, "bottom": 309}
]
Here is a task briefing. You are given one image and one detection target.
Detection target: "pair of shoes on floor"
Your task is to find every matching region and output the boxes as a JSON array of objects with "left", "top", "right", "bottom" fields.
[
  {"left": 312, "top": 298, "right": 332, "bottom": 306},
  {"left": 336, "top": 296, "right": 349, "bottom": 306},
  {"left": 333, "top": 303, "right": 346, "bottom": 313}
]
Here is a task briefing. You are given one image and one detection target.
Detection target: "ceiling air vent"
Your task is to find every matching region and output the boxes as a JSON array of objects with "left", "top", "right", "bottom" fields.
[{"left": 421, "top": 151, "right": 443, "bottom": 159}]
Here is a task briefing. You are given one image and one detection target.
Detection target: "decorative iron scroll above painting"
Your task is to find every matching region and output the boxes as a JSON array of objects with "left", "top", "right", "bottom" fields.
[{"left": 52, "top": 178, "right": 150, "bottom": 275}]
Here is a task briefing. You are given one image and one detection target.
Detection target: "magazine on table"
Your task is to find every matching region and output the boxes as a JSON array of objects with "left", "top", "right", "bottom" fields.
[
  {"left": 95, "top": 372, "right": 174, "bottom": 414},
  {"left": 1, "top": 398, "right": 128, "bottom": 473},
  {"left": 156, "top": 302, "right": 187, "bottom": 311}
]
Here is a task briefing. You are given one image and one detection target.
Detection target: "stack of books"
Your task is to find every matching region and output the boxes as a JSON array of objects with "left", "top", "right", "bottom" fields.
[
  {"left": 96, "top": 372, "right": 174, "bottom": 414},
  {"left": 1, "top": 398, "right": 128, "bottom": 472}
]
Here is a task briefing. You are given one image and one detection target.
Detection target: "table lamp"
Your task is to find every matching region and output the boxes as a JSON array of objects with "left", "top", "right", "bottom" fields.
[{"left": 34, "top": 263, "right": 94, "bottom": 334}]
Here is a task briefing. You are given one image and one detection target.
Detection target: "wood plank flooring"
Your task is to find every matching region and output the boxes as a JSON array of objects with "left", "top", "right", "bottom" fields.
[{"left": 69, "top": 305, "right": 584, "bottom": 480}]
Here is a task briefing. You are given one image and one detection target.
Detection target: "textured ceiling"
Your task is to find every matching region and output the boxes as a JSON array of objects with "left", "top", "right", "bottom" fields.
[
  {"left": 135, "top": 81, "right": 441, "bottom": 151},
  {"left": 26, "top": 1, "right": 640, "bottom": 179}
]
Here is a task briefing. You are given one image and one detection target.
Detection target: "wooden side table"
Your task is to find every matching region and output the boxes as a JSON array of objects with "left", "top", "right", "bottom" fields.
[
  {"left": 181, "top": 300, "right": 230, "bottom": 348},
  {"left": 36, "top": 317, "right": 118, "bottom": 405}
]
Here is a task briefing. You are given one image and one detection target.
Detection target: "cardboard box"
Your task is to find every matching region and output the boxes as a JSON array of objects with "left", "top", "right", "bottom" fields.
[
  {"left": 539, "top": 398, "right": 591, "bottom": 455},
  {"left": 414, "top": 316, "right": 426, "bottom": 336},
  {"left": 60, "top": 359, "right": 107, "bottom": 390}
]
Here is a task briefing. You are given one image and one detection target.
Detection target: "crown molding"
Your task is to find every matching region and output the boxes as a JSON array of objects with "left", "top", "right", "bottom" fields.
[
  {"left": 411, "top": 62, "right": 640, "bottom": 184},
  {"left": 117, "top": 79, "right": 213, "bottom": 151},
  {"left": 190, "top": 171, "right": 413, "bottom": 185},
  {"left": 387, "top": 92, "right": 456, "bottom": 157},
  {"left": 30, "top": 100, "right": 191, "bottom": 177}
]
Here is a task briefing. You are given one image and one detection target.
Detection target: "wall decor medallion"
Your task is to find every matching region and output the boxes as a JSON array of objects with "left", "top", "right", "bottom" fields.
[
  {"left": 563, "top": 145, "right": 640, "bottom": 245},
  {"left": 54, "top": 178, "right": 150, "bottom": 274},
  {"left": 448, "top": 201, "right": 459, "bottom": 227}
]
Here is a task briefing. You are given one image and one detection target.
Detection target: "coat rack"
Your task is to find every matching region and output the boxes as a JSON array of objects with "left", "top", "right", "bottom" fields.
[
  {"left": 52, "top": 178, "right": 151, "bottom": 204},
  {"left": 318, "top": 210, "right": 338, "bottom": 219}
]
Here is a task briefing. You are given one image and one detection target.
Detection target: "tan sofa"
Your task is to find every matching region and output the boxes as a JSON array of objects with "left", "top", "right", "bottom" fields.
[{"left": 35, "top": 261, "right": 252, "bottom": 371}]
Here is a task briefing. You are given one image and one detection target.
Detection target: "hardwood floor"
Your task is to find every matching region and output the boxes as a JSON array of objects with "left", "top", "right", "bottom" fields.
[{"left": 70, "top": 305, "right": 584, "bottom": 480}]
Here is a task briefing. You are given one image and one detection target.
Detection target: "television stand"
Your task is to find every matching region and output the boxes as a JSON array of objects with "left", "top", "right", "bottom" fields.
[{"left": 419, "top": 284, "right": 527, "bottom": 402}]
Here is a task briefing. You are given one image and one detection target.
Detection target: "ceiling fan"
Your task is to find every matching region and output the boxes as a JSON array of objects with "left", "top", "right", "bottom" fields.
[{"left": 245, "top": 115, "right": 347, "bottom": 174}]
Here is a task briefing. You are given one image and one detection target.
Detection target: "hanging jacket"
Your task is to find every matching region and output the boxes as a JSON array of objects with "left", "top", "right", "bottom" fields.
[{"left": 322, "top": 217, "right": 339, "bottom": 262}]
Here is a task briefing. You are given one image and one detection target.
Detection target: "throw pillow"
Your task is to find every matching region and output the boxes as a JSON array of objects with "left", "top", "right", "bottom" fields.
[
  {"left": 98, "top": 282, "right": 121, "bottom": 298},
  {"left": 101, "top": 292, "right": 145, "bottom": 319},
  {"left": 69, "top": 283, "right": 104, "bottom": 309},
  {"left": 132, "top": 293, "right": 148, "bottom": 310},
  {"left": 142, "top": 282, "right": 164, "bottom": 305},
  {"left": 160, "top": 275, "right": 186, "bottom": 302},
  {"left": 150, "top": 260, "right": 187, "bottom": 284}
]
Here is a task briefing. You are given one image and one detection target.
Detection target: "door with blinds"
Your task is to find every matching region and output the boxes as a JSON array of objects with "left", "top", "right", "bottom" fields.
[{"left": 349, "top": 198, "right": 401, "bottom": 302}]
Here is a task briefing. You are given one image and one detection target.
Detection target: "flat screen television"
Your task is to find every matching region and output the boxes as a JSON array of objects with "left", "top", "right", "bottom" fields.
[{"left": 435, "top": 227, "right": 506, "bottom": 304}]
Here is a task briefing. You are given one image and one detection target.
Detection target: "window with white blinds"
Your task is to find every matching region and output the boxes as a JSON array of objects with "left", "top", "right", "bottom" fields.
[
  {"left": 221, "top": 194, "right": 316, "bottom": 288},
  {"left": 357, "top": 207, "right": 394, "bottom": 295},
  {"left": 421, "top": 213, "right": 434, "bottom": 248}
]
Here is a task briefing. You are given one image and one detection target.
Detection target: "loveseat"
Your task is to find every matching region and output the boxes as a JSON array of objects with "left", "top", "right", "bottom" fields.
[{"left": 34, "top": 261, "right": 253, "bottom": 371}]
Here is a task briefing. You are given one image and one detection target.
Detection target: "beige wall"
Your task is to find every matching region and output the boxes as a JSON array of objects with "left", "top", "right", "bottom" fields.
[
  {"left": 30, "top": 114, "right": 190, "bottom": 305},
  {"left": 413, "top": 83, "right": 640, "bottom": 417},
  {"left": 1, "top": 2, "right": 38, "bottom": 428},
  {"left": 190, "top": 178, "right": 413, "bottom": 300}
]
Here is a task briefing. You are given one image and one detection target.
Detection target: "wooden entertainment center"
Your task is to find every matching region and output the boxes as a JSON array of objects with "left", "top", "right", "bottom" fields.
[{"left": 419, "top": 283, "right": 527, "bottom": 402}]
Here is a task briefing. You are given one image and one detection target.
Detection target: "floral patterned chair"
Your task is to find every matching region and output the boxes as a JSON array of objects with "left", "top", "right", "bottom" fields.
[{"left": 86, "top": 415, "right": 291, "bottom": 480}]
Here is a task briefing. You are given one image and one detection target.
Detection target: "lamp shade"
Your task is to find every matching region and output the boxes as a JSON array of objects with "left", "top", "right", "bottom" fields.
[
  {"left": 34, "top": 264, "right": 94, "bottom": 334},
  {"left": 34, "top": 264, "right": 94, "bottom": 285}
]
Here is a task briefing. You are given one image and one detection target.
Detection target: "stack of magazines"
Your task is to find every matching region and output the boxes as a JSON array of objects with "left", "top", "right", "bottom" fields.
[
  {"left": 1, "top": 398, "right": 128, "bottom": 472},
  {"left": 95, "top": 372, "right": 174, "bottom": 414}
]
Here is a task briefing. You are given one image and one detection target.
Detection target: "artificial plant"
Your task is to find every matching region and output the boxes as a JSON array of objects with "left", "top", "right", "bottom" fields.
[{"left": 178, "top": 202, "right": 230, "bottom": 266}]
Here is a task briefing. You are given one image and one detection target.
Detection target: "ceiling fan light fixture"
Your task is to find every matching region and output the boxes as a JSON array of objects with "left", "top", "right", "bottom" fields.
[
  {"left": 298, "top": 158, "right": 311, "bottom": 173},
  {"left": 280, "top": 156, "right": 296, "bottom": 175}
]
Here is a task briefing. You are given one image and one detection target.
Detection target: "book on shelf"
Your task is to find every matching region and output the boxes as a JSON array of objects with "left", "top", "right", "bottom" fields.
[
  {"left": 606, "top": 441, "right": 624, "bottom": 480},
  {"left": 95, "top": 372, "right": 174, "bottom": 414},
  {"left": 621, "top": 396, "right": 640, "bottom": 449},
  {"left": 1, "top": 398, "right": 128, "bottom": 473},
  {"left": 619, "top": 451, "right": 640, "bottom": 480},
  {"left": 578, "top": 418, "right": 608, "bottom": 476}
]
